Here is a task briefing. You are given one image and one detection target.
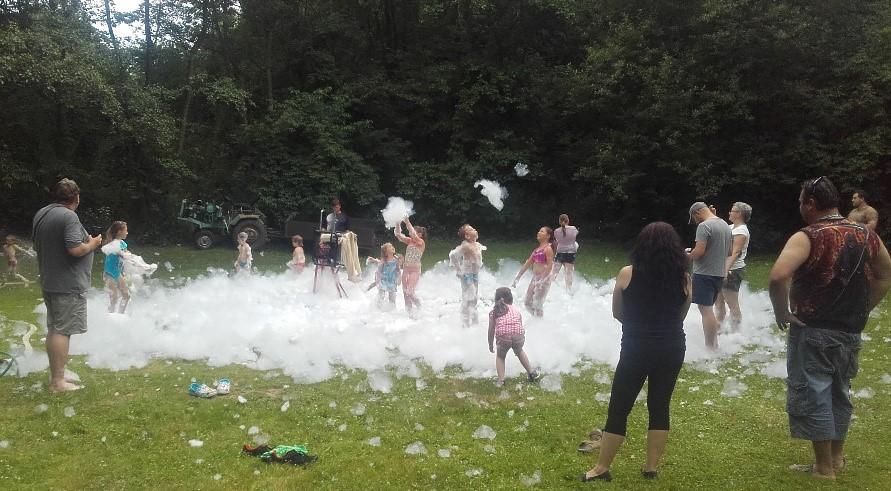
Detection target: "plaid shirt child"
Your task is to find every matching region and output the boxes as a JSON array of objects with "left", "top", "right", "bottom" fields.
[{"left": 491, "top": 304, "right": 524, "bottom": 338}]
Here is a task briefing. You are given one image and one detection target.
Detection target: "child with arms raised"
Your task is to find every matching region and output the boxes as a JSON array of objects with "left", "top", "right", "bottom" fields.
[{"left": 394, "top": 217, "right": 426, "bottom": 316}]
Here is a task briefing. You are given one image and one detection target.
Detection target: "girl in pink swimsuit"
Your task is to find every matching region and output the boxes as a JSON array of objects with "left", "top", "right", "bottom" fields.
[
  {"left": 394, "top": 217, "right": 427, "bottom": 317},
  {"left": 513, "top": 226, "right": 555, "bottom": 317}
]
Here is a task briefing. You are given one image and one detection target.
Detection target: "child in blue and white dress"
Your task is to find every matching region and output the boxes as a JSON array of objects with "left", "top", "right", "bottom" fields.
[
  {"left": 367, "top": 242, "right": 401, "bottom": 309},
  {"left": 101, "top": 221, "right": 158, "bottom": 313},
  {"left": 101, "top": 221, "right": 130, "bottom": 313}
]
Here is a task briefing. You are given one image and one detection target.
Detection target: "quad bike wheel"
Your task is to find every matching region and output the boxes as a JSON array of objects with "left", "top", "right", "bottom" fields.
[
  {"left": 194, "top": 230, "right": 215, "bottom": 250},
  {"left": 233, "top": 219, "right": 268, "bottom": 249}
]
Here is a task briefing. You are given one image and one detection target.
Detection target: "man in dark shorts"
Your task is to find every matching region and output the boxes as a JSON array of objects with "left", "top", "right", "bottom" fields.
[
  {"left": 769, "top": 176, "right": 891, "bottom": 479},
  {"left": 687, "top": 201, "right": 732, "bottom": 350},
  {"left": 32, "top": 179, "right": 102, "bottom": 392}
]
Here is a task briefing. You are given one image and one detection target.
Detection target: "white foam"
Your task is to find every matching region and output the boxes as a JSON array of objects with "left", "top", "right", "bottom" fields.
[
  {"left": 404, "top": 441, "right": 427, "bottom": 455},
  {"left": 472, "top": 425, "right": 496, "bottom": 440},
  {"left": 474, "top": 179, "right": 508, "bottom": 210},
  {"left": 520, "top": 469, "right": 541, "bottom": 486},
  {"left": 380, "top": 197, "right": 415, "bottom": 230},
  {"left": 514, "top": 163, "right": 530, "bottom": 177},
  {"left": 10, "top": 261, "right": 783, "bottom": 384}
]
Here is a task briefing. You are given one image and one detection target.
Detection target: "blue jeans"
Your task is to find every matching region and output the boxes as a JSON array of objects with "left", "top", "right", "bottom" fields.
[{"left": 786, "top": 326, "right": 861, "bottom": 441}]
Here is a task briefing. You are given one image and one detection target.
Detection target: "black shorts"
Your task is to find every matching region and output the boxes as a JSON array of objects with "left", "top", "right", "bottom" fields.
[
  {"left": 555, "top": 252, "right": 576, "bottom": 264},
  {"left": 692, "top": 274, "right": 723, "bottom": 306},
  {"left": 723, "top": 268, "right": 745, "bottom": 292}
]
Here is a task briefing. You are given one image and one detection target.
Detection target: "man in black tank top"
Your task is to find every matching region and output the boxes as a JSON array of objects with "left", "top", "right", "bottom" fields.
[{"left": 769, "top": 177, "right": 891, "bottom": 480}]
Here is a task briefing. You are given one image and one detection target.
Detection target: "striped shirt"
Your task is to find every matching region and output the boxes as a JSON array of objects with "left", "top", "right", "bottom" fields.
[{"left": 491, "top": 305, "right": 524, "bottom": 338}]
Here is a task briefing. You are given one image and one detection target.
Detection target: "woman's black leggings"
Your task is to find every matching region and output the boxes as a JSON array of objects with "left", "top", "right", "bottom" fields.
[{"left": 603, "top": 341, "right": 685, "bottom": 436}]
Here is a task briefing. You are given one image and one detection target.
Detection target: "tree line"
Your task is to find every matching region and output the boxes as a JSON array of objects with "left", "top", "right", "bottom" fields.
[{"left": 1, "top": 0, "right": 889, "bottom": 248}]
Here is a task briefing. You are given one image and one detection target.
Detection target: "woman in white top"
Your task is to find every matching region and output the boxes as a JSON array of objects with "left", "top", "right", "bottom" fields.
[
  {"left": 551, "top": 214, "right": 579, "bottom": 292},
  {"left": 715, "top": 202, "right": 751, "bottom": 331}
]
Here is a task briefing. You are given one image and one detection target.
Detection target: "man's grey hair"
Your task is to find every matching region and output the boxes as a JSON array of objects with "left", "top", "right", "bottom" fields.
[{"left": 733, "top": 202, "right": 753, "bottom": 223}]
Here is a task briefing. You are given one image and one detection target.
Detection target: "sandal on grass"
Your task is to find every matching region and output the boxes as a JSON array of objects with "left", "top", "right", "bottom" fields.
[
  {"left": 588, "top": 428, "right": 603, "bottom": 441},
  {"left": 188, "top": 382, "right": 217, "bottom": 398},
  {"left": 580, "top": 470, "right": 612, "bottom": 482},
  {"left": 577, "top": 440, "right": 601, "bottom": 453}
]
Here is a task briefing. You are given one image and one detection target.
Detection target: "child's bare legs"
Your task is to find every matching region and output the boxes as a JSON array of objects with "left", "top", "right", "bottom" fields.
[
  {"left": 402, "top": 266, "right": 421, "bottom": 311},
  {"left": 460, "top": 279, "right": 478, "bottom": 327},
  {"left": 495, "top": 354, "right": 506, "bottom": 383},
  {"left": 515, "top": 349, "right": 534, "bottom": 375},
  {"left": 105, "top": 275, "right": 120, "bottom": 312},
  {"left": 563, "top": 262, "right": 575, "bottom": 292},
  {"left": 551, "top": 262, "right": 563, "bottom": 282},
  {"left": 6, "top": 261, "right": 28, "bottom": 284},
  {"left": 117, "top": 276, "right": 130, "bottom": 313},
  {"left": 524, "top": 281, "right": 535, "bottom": 313},
  {"left": 377, "top": 290, "right": 396, "bottom": 309},
  {"left": 526, "top": 276, "right": 550, "bottom": 317}
]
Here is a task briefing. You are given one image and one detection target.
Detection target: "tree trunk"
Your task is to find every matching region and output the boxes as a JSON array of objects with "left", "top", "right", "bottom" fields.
[
  {"left": 265, "top": 30, "right": 273, "bottom": 110},
  {"left": 143, "top": 0, "right": 152, "bottom": 85},
  {"left": 103, "top": 0, "right": 119, "bottom": 51},
  {"left": 177, "top": 5, "right": 210, "bottom": 156}
]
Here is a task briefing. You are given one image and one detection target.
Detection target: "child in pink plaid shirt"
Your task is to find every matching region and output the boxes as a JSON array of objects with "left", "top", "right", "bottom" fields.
[{"left": 488, "top": 287, "right": 539, "bottom": 387}]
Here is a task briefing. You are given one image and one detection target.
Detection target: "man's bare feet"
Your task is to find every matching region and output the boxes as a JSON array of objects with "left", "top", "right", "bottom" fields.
[
  {"left": 833, "top": 456, "right": 847, "bottom": 471},
  {"left": 49, "top": 381, "right": 83, "bottom": 393},
  {"left": 789, "top": 464, "right": 836, "bottom": 480}
]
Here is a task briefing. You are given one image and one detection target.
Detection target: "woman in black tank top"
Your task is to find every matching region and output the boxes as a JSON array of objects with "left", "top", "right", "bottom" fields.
[{"left": 582, "top": 222, "right": 692, "bottom": 482}]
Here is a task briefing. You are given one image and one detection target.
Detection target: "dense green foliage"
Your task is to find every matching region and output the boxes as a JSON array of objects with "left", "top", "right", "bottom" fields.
[{"left": 2, "top": 0, "right": 890, "bottom": 245}]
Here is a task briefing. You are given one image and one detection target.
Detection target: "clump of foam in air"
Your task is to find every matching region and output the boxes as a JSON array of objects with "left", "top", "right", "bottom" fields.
[
  {"left": 474, "top": 179, "right": 508, "bottom": 211},
  {"left": 381, "top": 197, "right": 415, "bottom": 229},
  {"left": 514, "top": 162, "right": 529, "bottom": 177}
]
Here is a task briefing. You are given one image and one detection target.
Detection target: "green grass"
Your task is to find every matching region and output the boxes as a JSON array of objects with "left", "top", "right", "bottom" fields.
[{"left": 1, "top": 240, "right": 889, "bottom": 490}]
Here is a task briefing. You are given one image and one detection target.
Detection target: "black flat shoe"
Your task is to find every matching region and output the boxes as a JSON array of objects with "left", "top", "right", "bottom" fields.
[
  {"left": 641, "top": 470, "right": 658, "bottom": 479},
  {"left": 581, "top": 470, "right": 612, "bottom": 482}
]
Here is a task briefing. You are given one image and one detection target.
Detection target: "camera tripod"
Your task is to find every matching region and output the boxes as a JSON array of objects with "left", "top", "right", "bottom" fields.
[{"left": 312, "top": 232, "right": 348, "bottom": 298}]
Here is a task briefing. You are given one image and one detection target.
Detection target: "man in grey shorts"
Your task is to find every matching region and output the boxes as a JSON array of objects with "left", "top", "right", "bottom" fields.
[
  {"left": 770, "top": 176, "right": 891, "bottom": 479},
  {"left": 687, "top": 201, "right": 732, "bottom": 350},
  {"left": 32, "top": 178, "right": 102, "bottom": 392}
]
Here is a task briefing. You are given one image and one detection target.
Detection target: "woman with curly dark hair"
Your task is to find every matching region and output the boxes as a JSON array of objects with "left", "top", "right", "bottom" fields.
[{"left": 582, "top": 222, "right": 692, "bottom": 482}]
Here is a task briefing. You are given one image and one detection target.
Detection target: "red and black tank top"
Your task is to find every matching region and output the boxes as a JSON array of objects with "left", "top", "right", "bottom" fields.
[{"left": 790, "top": 218, "right": 879, "bottom": 333}]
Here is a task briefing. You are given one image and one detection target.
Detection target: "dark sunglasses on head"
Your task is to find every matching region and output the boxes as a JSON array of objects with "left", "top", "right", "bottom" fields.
[{"left": 807, "top": 176, "right": 825, "bottom": 196}]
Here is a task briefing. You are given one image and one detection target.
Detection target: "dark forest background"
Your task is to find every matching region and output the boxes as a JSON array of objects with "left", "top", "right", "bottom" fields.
[{"left": 2, "top": 0, "right": 890, "bottom": 248}]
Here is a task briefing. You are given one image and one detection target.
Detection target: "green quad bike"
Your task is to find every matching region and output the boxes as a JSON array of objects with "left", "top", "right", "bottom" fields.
[{"left": 177, "top": 199, "right": 269, "bottom": 250}]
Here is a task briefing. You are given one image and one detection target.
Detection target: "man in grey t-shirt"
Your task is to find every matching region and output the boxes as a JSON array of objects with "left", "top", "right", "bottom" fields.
[
  {"left": 32, "top": 178, "right": 102, "bottom": 392},
  {"left": 687, "top": 201, "right": 732, "bottom": 350}
]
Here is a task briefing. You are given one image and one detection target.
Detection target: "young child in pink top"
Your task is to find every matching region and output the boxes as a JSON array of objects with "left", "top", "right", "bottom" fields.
[{"left": 488, "top": 287, "right": 538, "bottom": 387}]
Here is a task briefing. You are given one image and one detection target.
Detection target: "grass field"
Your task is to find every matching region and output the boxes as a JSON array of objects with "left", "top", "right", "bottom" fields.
[{"left": 1, "top": 239, "right": 889, "bottom": 490}]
